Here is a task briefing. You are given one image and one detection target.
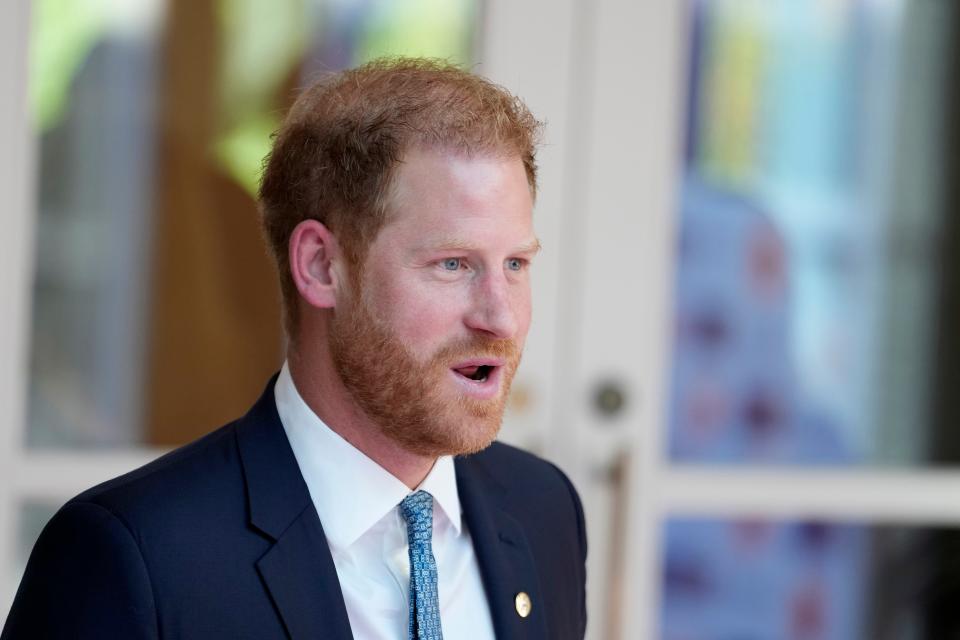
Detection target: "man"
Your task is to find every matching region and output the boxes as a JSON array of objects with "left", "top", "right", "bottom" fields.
[{"left": 3, "top": 59, "right": 587, "bottom": 639}]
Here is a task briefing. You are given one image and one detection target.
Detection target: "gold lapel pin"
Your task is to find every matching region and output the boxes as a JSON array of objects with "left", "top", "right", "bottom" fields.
[{"left": 515, "top": 591, "right": 532, "bottom": 618}]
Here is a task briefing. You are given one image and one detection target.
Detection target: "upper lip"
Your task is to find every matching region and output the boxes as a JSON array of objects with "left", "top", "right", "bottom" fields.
[{"left": 450, "top": 359, "right": 504, "bottom": 369}]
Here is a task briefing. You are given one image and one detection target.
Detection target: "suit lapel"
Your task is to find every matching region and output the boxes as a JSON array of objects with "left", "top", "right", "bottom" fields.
[
  {"left": 255, "top": 509, "right": 353, "bottom": 640},
  {"left": 456, "top": 455, "right": 549, "bottom": 640},
  {"left": 236, "top": 378, "right": 353, "bottom": 640}
]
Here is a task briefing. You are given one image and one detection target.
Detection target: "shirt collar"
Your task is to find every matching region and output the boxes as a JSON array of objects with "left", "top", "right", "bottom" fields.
[{"left": 274, "top": 362, "right": 462, "bottom": 550}]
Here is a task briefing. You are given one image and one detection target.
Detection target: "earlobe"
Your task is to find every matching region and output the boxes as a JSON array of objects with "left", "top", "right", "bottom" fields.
[{"left": 289, "top": 219, "right": 340, "bottom": 309}]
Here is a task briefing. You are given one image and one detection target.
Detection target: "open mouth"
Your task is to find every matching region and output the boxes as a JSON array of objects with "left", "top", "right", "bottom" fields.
[
  {"left": 449, "top": 360, "right": 504, "bottom": 400},
  {"left": 453, "top": 364, "right": 495, "bottom": 382}
]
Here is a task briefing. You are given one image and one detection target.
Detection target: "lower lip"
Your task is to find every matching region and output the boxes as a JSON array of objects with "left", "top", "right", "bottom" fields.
[{"left": 448, "top": 366, "right": 503, "bottom": 400}]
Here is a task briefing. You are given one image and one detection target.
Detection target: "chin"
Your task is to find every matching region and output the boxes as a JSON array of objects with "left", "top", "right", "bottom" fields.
[{"left": 391, "top": 411, "right": 504, "bottom": 458}]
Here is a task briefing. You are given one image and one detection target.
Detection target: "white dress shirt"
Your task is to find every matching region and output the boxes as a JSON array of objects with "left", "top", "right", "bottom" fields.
[{"left": 274, "top": 362, "right": 496, "bottom": 639}]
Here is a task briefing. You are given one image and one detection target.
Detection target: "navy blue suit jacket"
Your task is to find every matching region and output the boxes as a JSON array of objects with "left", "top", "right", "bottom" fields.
[{"left": 2, "top": 378, "right": 587, "bottom": 639}]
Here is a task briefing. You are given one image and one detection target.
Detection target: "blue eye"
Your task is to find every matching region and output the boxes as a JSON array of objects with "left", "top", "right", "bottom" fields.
[
  {"left": 506, "top": 258, "right": 524, "bottom": 271},
  {"left": 441, "top": 258, "right": 462, "bottom": 271}
]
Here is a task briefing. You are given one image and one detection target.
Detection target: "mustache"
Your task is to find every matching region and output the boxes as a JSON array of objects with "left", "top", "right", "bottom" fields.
[{"left": 431, "top": 336, "right": 520, "bottom": 363}]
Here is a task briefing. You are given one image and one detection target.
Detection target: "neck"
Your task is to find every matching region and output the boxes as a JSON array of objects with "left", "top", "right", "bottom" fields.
[{"left": 287, "top": 333, "right": 436, "bottom": 489}]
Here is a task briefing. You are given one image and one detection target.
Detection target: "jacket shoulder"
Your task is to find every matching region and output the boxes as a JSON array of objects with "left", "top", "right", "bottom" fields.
[
  {"left": 464, "top": 440, "right": 586, "bottom": 551},
  {"left": 70, "top": 420, "right": 245, "bottom": 530},
  {"left": 468, "top": 440, "right": 580, "bottom": 499},
  {"left": 2, "top": 500, "right": 159, "bottom": 639}
]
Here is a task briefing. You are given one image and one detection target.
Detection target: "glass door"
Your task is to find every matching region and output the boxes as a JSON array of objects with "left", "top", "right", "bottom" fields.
[{"left": 569, "top": 0, "right": 960, "bottom": 638}]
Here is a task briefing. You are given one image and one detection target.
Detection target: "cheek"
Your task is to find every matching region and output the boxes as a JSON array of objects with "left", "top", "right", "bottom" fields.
[
  {"left": 375, "top": 280, "right": 469, "bottom": 345},
  {"left": 398, "top": 305, "right": 459, "bottom": 344},
  {"left": 514, "top": 289, "right": 534, "bottom": 340}
]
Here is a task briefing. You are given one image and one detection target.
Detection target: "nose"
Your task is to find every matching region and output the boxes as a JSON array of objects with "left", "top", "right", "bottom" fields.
[{"left": 464, "top": 272, "right": 524, "bottom": 340}]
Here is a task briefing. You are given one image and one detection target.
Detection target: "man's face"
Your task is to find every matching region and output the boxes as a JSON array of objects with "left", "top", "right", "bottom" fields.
[{"left": 329, "top": 148, "right": 537, "bottom": 457}]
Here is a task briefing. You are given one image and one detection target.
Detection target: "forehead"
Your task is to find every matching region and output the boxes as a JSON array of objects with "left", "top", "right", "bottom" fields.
[{"left": 382, "top": 148, "right": 534, "bottom": 239}]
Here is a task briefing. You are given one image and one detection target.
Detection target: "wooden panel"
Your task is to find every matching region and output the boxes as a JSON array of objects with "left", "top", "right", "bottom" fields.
[{"left": 145, "top": 0, "right": 283, "bottom": 445}]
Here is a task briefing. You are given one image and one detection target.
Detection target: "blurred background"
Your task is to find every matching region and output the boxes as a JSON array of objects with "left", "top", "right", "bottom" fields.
[{"left": 1, "top": 0, "right": 959, "bottom": 638}]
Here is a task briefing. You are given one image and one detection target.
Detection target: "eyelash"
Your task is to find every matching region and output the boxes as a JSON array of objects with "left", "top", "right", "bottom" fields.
[{"left": 437, "top": 258, "right": 528, "bottom": 273}]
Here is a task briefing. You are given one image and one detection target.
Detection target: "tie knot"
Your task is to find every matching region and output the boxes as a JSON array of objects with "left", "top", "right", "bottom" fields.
[{"left": 400, "top": 490, "right": 434, "bottom": 543}]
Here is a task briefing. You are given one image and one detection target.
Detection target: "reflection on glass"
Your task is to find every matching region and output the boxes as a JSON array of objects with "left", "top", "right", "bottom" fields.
[
  {"left": 662, "top": 517, "right": 960, "bottom": 639},
  {"left": 27, "top": 0, "right": 477, "bottom": 449},
  {"left": 669, "top": 0, "right": 958, "bottom": 464}
]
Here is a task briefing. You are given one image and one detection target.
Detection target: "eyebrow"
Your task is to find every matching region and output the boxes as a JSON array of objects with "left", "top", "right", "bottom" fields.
[
  {"left": 420, "top": 237, "right": 542, "bottom": 255},
  {"left": 517, "top": 238, "right": 543, "bottom": 254}
]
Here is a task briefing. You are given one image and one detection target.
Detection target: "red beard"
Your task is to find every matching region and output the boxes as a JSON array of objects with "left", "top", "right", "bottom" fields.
[{"left": 329, "top": 292, "right": 521, "bottom": 457}]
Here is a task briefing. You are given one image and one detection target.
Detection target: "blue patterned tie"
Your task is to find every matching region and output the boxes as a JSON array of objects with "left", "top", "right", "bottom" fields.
[{"left": 400, "top": 491, "right": 444, "bottom": 640}]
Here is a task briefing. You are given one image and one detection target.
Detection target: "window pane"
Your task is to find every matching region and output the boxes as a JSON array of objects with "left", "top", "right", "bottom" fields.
[
  {"left": 14, "top": 501, "right": 59, "bottom": 582},
  {"left": 668, "top": 0, "right": 960, "bottom": 465},
  {"left": 27, "top": 0, "right": 479, "bottom": 449},
  {"left": 662, "top": 517, "right": 960, "bottom": 639}
]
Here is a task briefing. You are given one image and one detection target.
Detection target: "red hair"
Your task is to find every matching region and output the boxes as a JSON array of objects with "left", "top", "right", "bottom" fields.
[{"left": 259, "top": 57, "right": 542, "bottom": 335}]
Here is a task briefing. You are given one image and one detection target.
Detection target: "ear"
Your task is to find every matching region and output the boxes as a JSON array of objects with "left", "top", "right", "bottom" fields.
[{"left": 289, "top": 219, "right": 344, "bottom": 309}]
